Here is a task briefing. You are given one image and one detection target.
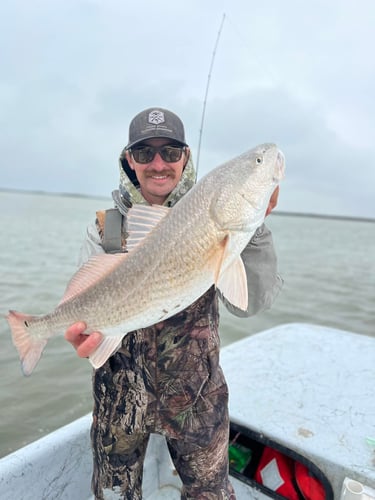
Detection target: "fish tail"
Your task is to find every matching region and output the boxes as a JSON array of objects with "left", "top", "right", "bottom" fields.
[{"left": 6, "top": 310, "right": 47, "bottom": 376}]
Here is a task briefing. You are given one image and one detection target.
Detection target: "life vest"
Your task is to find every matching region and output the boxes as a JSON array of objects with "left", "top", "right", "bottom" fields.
[
  {"left": 96, "top": 208, "right": 125, "bottom": 253},
  {"left": 255, "top": 447, "right": 300, "bottom": 500},
  {"left": 295, "top": 461, "right": 325, "bottom": 500},
  {"left": 255, "top": 446, "right": 325, "bottom": 500}
]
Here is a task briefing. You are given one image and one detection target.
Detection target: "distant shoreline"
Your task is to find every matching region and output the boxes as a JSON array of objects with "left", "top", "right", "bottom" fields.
[
  {"left": 1, "top": 187, "right": 374, "bottom": 223},
  {"left": 0, "top": 187, "right": 111, "bottom": 201},
  {"left": 271, "top": 211, "right": 375, "bottom": 224}
]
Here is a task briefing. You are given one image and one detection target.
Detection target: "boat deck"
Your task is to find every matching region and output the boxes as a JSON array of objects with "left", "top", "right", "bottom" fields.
[{"left": 1, "top": 323, "right": 374, "bottom": 499}]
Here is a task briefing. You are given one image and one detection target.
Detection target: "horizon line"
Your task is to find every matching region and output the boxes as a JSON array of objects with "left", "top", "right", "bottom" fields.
[{"left": 1, "top": 187, "right": 374, "bottom": 224}]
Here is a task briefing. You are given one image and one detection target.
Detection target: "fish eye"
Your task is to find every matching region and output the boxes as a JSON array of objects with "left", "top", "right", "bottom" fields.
[{"left": 256, "top": 157, "right": 263, "bottom": 164}]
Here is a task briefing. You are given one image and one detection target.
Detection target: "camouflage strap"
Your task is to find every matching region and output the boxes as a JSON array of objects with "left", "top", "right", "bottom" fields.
[{"left": 102, "top": 208, "right": 123, "bottom": 253}]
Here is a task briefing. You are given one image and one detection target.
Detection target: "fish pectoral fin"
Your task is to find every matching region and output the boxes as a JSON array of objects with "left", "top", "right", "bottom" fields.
[
  {"left": 217, "top": 257, "right": 249, "bottom": 311},
  {"left": 88, "top": 335, "right": 125, "bottom": 369}
]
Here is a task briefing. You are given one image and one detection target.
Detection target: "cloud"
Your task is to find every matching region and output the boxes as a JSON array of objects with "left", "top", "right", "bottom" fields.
[{"left": 0, "top": 0, "right": 374, "bottom": 218}]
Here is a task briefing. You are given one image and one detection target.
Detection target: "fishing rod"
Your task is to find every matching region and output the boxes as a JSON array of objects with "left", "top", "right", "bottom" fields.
[{"left": 196, "top": 13, "right": 226, "bottom": 177}]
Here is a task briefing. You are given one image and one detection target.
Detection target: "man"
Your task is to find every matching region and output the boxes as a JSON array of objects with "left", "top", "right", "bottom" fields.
[{"left": 65, "top": 107, "right": 282, "bottom": 499}]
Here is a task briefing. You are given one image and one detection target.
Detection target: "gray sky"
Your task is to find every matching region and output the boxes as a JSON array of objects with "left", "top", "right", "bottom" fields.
[{"left": 1, "top": 0, "right": 374, "bottom": 218}]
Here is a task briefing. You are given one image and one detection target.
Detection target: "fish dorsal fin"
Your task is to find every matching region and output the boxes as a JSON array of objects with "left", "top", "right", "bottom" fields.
[
  {"left": 59, "top": 253, "right": 128, "bottom": 306},
  {"left": 217, "top": 257, "right": 249, "bottom": 311},
  {"left": 58, "top": 205, "right": 169, "bottom": 306},
  {"left": 89, "top": 335, "right": 125, "bottom": 369},
  {"left": 126, "top": 204, "right": 170, "bottom": 252}
]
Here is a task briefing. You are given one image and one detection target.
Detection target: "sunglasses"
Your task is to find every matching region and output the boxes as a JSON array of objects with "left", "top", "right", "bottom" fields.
[{"left": 130, "top": 144, "right": 185, "bottom": 164}]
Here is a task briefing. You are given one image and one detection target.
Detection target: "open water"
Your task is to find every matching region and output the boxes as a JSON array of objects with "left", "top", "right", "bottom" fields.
[{"left": 0, "top": 190, "right": 374, "bottom": 458}]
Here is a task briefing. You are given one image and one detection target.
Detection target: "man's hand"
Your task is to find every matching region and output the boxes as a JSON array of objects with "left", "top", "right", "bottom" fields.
[
  {"left": 265, "top": 186, "right": 279, "bottom": 217},
  {"left": 65, "top": 322, "right": 103, "bottom": 358}
]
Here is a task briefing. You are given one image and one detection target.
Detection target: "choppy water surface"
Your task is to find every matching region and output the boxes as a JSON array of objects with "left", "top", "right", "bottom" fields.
[{"left": 0, "top": 190, "right": 374, "bottom": 457}]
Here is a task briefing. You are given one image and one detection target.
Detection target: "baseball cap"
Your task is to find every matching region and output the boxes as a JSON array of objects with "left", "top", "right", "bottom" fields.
[{"left": 126, "top": 107, "right": 188, "bottom": 149}]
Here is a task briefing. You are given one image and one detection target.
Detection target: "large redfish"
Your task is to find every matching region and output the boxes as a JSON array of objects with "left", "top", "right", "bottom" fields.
[{"left": 7, "top": 143, "right": 285, "bottom": 375}]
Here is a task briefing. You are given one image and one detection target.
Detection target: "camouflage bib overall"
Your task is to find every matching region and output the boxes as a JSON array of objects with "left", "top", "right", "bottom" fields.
[{"left": 90, "top": 213, "right": 235, "bottom": 499}]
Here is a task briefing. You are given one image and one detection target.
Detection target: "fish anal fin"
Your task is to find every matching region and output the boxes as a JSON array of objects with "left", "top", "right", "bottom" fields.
[
  {"left": 217, "top": 257, "right": 249, "bottom": 311},
  {"left": 88, "top": 335, "right": 125, "bottom": 369},
  {"left": 59, "top": 253, "right": 128, "bottom": 306}
]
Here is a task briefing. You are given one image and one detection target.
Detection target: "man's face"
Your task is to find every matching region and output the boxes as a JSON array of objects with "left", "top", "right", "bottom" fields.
[{"left": 126, "top": 138, "right": 188, "bottom": 205}]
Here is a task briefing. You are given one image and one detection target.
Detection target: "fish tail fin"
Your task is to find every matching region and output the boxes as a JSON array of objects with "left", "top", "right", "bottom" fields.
[{"left": 6, "top": 310, "right": 47, "bottom": 376}]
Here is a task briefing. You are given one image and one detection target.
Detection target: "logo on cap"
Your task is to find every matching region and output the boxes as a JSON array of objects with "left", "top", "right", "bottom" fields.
[{"left": 148, "top": 110, "right": 165, "bottom": 125}]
